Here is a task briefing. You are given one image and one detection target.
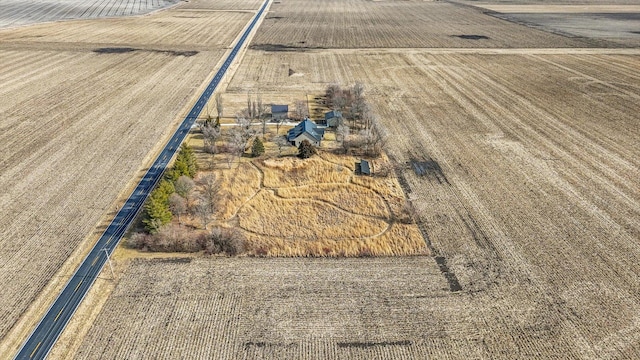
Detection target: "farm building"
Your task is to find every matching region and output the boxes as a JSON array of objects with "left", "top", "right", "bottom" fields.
[
  {"left": 324, "top": 110, "right": 342, "bottom": 127},
  {"left": 287, "top": 119, "right": 325, "bottom": 147},
  {"left": 356, "top": 160, "right": 371, "bottom": 175},
  {"left": 271, "top": 104, "right": 289, "bottom": 121}
]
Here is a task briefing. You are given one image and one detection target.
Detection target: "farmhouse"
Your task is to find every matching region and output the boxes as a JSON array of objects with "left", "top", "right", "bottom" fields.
[
  {"left": 324, "top": 110, "right": 342, "bottom": 127},
  {"left": 271, "top": 104, "right": 289, "bottom": 121},
  {"left": 287, "top": 119, "right": 325, "bottom": 147}
]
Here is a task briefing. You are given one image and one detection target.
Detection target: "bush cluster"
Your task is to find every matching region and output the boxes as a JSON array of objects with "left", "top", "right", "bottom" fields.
[{"left": 127, "top": 226, "right": 246, "bottom": 256}]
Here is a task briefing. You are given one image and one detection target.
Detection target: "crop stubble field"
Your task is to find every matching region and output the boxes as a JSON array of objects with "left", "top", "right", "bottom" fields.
[
  {"left": 0, "top": 0, "right": 181, "bottom": 29},
  {"left": 73, "top": 0, "right": 640, "bottom": 357},
  {"left": 222, "top": 40, "right": 640, "bottom": 359},
  {"left": 251, "top": 0, "right": 608, "bottom": 49},
  {"left": 78, "top": 48, "right": 640, "bottom": 358},
  {"left": 0, "top": 2, "right": 256, "bottom": 353},
  {"left": 5, "top": 0, "right": 640, "bottom": 358}
]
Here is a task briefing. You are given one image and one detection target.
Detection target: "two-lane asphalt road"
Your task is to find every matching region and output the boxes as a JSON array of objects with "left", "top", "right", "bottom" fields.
[{"left": 15, "top": 0, "right": 270, "bottom": 358}]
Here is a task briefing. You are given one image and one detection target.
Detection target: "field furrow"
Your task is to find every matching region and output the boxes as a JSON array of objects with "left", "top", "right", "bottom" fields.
[
  {"left": 223, "top": 47, "right": 639, "bottom": 356},
  {"left": 0, "top": 3, "right": 248, "bottom": 347}
]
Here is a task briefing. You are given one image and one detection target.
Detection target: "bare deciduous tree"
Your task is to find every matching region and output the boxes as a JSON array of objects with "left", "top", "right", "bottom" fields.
[
  {"left": 256, "top": 94, "right": 270, "bottom": 135},
  {"left": 175, "top": 175, "right": 195, "bottom": 200},
  {"left": 246, "top": 92, "right": 253, "bottom": 119},
  {"left": 194, "top": 196, "right": 213, "bottom": 230},
  {"left": 336, "top": 124, "right": 350, "bottom": 153},
  {"left": 201, "top": 122, "right": 221, "bottom": 154},
  {"left": 359, "top": 117, "right": 388, "bottom": 156},
  {"left": 228, "top": 128, "right": 247, "bottom": 167},
  {"left": 361, "top": 103, "right": 375, "bottom": 130},
  {"left": 168, "top": 193, "right": 187, "bottom": 225},
  {"left": 198, "top": 173, "right": 219, "bottom": 214},
  {"left": 215, "top": 93, "right": 223, "bottom": 121},
  {"left": 275, "top": 135, "right": 289, "bottom": 156},
  {"left": 351, "top": 82, "right": 367, "bottom": 124},
  {"left": 235, "top": 115, "right": 252, "bottom": 139},
  {"left": 326, "top": 83, "right": 341, "bottom": 107},
  {"left": 353, "top": 82, "right": 365, "bottom": 100},
  {"left": 333, "top": 90, "right": 347, "bottom": 111},
  {"left": 293, "top": 99, "right": 309, "bottom": 120}
]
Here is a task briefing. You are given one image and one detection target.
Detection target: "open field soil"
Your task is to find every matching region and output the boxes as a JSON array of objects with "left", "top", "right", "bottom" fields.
[
  {"left": 74, "top": 256, "right": 640, "bottom": 359},
  {"left": 0, "top": 4, "right": 253, "bottom": 350},
  {"left": 0, "top": 0, "right": 180, "bottom": 29},
  {"left": 0, "top": 10, "right": 252, "bottom": 52},
  {"left": 176, "top": 0, "right": 265, "bottom": 11},
  {"left": 467, "top": 3, "right": 640, "bottom": 47},
  {"left": 224, "top": 48, "right": 640, "bottom": 357},
  {"left": 249, "top": 0, "right": 605, "bottom": 50}
]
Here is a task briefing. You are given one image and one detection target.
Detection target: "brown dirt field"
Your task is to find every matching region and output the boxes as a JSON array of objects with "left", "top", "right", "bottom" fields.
[
  {"left": 250, "top": 0, "right": 602, "bottom": 49},
  {"left": 73, "top": 256, "right": 640, "bottom": 359},
  {"left": 0, "top": 0, "right": 181, "bottom": 29},
  {"left": 221, "top": 48, "right": 640, "bottom": 357},
  {"left": 476, "top": 4, "right": 640, "bottom": 13},
  {"left": 0, "top": 4, "right": 253, "bottom": 352},
  {"left": 0, "top": 10, "right": 252, "bottom": 52},
  {"left": 5, "top": 0, "right": 640, "bottom": 357},
  {"left": 177, "top": 0, "right": 265, "bottom": 11}
]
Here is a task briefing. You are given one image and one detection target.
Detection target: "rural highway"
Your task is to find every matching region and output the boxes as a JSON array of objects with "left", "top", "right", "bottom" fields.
[{"left": 14, "top": 0, "right": 270, "bottom": 358}]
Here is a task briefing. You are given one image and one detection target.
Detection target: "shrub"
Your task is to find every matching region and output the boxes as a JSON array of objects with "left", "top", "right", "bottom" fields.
[
  {"left": 251, "top": 137, "right": 265, "bottom": 157},
  {"left": 206, "top": 227, "right": 246, "bottom": 256},
  {"left": 298, "top": 139, "right": 316, "bottom": 159}
]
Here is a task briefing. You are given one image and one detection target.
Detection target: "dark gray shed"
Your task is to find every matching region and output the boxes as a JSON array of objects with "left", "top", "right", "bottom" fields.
[
  {"left": 271, "top": 104, "right": 289, "bottom": 121},
  {"left": 356, "top": 160, "right": 371, "bottom": 175}
]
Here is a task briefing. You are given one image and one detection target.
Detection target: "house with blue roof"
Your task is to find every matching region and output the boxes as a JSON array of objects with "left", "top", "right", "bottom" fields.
[
  {"left": 287, "top": 119, "right": 325, "bottom": 147},
  {"left": 324, "top": 110, "right": 342, "bottom": 127}
]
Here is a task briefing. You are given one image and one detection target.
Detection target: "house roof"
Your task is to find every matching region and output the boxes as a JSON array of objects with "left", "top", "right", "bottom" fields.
[
  {"left": 271, "top": 104, "right": 289, "bottom": 113},
  {"left": 360, "top": 160, "right": 371, "bottom": 174},
  {"left": 324, "top": 110, "right": 342, "bottom": 120},
  {"left": 287, "top": 119, "right": 325, "bottom": 142}
]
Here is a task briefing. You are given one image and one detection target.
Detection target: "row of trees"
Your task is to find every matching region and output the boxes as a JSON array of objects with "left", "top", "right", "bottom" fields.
[{"left": 142, "top": 145, "right": 198, "bottom": 233}]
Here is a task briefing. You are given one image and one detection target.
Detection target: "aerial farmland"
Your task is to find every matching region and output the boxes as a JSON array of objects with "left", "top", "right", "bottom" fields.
[{"left": 1, "top": 0, "right": 639, "bottom": 359}]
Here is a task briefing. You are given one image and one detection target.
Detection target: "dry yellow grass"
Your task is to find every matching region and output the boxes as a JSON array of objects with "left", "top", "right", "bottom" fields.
[
  {"left": 238, "top": 190, "right": 388, "bottom": 240},
  {"left": 242, "top": 223, "right": 427, "bottom": 257},
  {"left": 275, "top": 183, "right": 389, "bottom": 218},
  {"left": 211, "top": 163, "right": 261, "bottom": 220},
  {"left": 182, "top": 132, "right": 427, "bottom": 257},
  {"left": 261, "top": 156, "right": 352, "bottom": 187}
]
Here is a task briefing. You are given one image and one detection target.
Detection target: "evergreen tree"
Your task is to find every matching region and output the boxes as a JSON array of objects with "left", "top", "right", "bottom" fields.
[
  {"left": 165, "top": 144, "right": 198, "bottom": 181},
  {"left": 180, "top": 144, "right": 198, "bottom": 177},
  {"left": 251, "top": 137, "right": 265, "bottom": 157},
  {"left": 142, "top": 179, "right": 174, "bottom": 233},
  {"left": 298, "top": 139, "right": 316, "bottom": 159}
]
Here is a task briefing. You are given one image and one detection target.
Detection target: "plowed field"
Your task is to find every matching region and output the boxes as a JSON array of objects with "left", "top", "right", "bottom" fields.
[
  {"left": 251, "top": 0, "right": 601, "bottom": 49},
  {"left": 222, "top": 47, "right": 640, "bottom": 357},
  {"left": 0, "top": 5, "right": 252, "bottom": 352},
  {"left": 0, "top": 0, "right": 180, "bottom": 29}
]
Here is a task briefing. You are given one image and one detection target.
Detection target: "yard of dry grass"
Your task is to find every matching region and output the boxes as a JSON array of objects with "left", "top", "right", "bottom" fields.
[{"left": 173, "top": 129, "right": 429, "bottom": 258}]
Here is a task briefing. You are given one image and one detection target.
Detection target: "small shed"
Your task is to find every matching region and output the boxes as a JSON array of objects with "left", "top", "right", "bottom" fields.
[
  {"left": 355, "top": 160, "right": 371, "bottom": 176},
  {"left": 271, "top": 104, "right": 289, "bottom": 121},
  {"left": 287, "top": 119, "right": 325, "bottom": 147},
  {"left": 324, "top": 110, "right": 342, "bottom": 127}
]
